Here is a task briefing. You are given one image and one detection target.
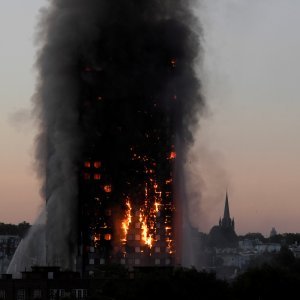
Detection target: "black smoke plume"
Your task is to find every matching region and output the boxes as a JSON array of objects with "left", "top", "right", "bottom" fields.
[{"left": 9, "top": 0, "right": 203, "bottom": 272}]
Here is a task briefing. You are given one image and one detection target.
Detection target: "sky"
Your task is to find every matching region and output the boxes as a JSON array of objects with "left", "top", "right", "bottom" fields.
[{"left": 0, "top": 1, "right": 300, "bottom": 236}]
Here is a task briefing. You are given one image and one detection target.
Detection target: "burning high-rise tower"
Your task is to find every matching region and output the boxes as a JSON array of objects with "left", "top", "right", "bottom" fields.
[
  {"left": 78, "top": 58, "right": 178, "bottom": 274},
  {"left": 8, "top": 0, "right": 203, "bottom": 276}
]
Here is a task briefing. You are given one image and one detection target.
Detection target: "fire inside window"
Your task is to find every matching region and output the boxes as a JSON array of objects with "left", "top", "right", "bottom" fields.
[
  {"left": 169, "top": 151, "right": 176, "bottom": 159},
  {"left": 93, "top": 234, "right": 100, "bottom": 242},
  {"left": 94, "top": 174, "right": 101, "bottom": 180},
  {"left": 170, "top": 58, "right": 177, "bottom": 68},
  {"left": 94, "top": 161, "right": 101, "bottom": 168},
  {"left": 103, "top": 185, "right": 112, "bottom": 193},
  {"left": 104, "top": 234, "right": 111, "bottom": 241},
  {"left": 84, "top": 161, "right": 91, "bottom": 168}
]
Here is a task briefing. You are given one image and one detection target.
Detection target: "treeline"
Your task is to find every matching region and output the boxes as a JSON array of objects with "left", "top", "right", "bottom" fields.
[
  {"left": 239, "top": 232, "right": 300, "bottom": 245},
  {"left": 0, "top": 221, "right": 31, "bottom": 238},
  {"left": 231, "top": 246, "right": 300, "bottom": 299},
  {"left": 87, "top": 247, "right": 300, "bottom": 300}
]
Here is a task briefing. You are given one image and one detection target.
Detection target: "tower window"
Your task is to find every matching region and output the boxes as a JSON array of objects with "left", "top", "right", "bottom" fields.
[
  {"left": 94, "top": 161, "right": 101, "bottom": 168},
  {"left": 104, "top": 185, "right": 112, "bottom": 193},
  {"left": 104, "top": 234, "right": 112, "bottom": 241},
  {"left": 83, "top": 173, "right": 91, "bottom": 180},
  {"left": 16, "top": 289, "right": 25, "bottom": 300},
  {"left": 93, "top": 234, "right": 101, "bottom": 242},
  {"left": 169, "top": 151, "right": 176, "bottom": 159},
  {"left": 94, "top": 174, "right": 101, "bottom": 180},
  {"left": 84, "top": 161, "right": 91, "bottom": 168},
  {"left": 135, "top": 222, "right": 140, "bottom": 229},
  {"left": 89, "top": 271, "right": 94, "bottom": 277}
]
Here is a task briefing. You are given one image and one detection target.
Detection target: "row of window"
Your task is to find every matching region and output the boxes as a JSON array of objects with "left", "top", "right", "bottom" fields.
[
  {"left": 120, "top": 258, "right": 171, "bottom": 265},
  {"left": 88, "top": 258, "right": 172, "bottom": 266},
  {"left": 2, "top": 288, "right": 88, "bottom": 300},
  {"left": 16, "top": 288, "right": 40, "bottom": 300},
  {"left": 126, "top": 234, "right": 167, "bottom": 241},
  {"left": 83, "top": 173, "right": 101, "bottom": 180},
  {"left": 133, "top": 246, "right": 164, "bottom": 253},
  {"left": 84, "top": 161, "right": 101, "bottom": 168},
  {"left": 89, "top": 258, "right": 105, "bottom": 265},
  {"left": 50, "top": 289, "right": 87, "bottom": 299}
]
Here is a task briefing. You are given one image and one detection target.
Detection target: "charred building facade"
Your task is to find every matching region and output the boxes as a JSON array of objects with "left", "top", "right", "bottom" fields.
[
  {"left": 77, "top": 55, "right": 178, "bottom": 275},
  {"left": 79, "top": 61, "right": 176, "bottom": 271}
]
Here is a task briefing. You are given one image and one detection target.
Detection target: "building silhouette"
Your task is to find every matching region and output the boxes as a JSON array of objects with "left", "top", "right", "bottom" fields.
[{"left": 208, "top": 192, "right": 238, "bottom": 248}]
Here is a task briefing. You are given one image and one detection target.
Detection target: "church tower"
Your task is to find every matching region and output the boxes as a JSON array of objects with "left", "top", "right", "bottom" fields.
[
  {"left": 220, "top": 192, "right": 235, "bottom": 230},
  {"left": 208, "top": 191, "right": 237, "bottom": 248}
]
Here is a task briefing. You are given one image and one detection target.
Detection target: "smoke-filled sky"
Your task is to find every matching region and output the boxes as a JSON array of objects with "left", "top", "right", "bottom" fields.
[{"left": 1, "top": 0, "right": 300, "bottom": 236}]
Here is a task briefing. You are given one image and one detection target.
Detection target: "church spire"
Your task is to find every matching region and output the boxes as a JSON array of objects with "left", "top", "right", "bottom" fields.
[{"left": 223, "top": 191, "right": 230, "bottom": 220}]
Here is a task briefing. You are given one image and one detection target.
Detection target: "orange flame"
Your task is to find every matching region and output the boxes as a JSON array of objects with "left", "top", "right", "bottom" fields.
[{"left": 121, "top": 199, "right": 132, "bottom": 242}]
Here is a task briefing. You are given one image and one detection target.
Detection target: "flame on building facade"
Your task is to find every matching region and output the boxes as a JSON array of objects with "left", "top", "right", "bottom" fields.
[{"left": 76, "top": 57, "right": 179, "bottom": 276}]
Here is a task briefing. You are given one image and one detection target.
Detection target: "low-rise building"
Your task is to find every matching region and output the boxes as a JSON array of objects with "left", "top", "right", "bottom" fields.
[
  {"left": 0, "top": 266, "right": 88, "bottom": 300},
  {"left": 0, "top": 236, "right": 20, "bottom": 273}
]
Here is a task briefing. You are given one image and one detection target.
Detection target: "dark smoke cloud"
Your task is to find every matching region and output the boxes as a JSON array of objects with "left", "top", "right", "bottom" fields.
[{"left": 10, "top": 0, "right": 203, "bottom": 272}]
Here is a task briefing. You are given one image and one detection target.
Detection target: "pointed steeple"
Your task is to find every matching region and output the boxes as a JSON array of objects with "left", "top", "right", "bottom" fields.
[{"left": 223, "top": 191, "right": 230, "bottom": 220}]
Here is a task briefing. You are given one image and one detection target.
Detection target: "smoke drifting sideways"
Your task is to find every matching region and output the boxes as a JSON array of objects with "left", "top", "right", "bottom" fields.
[{"left": 8, "top": 0, "right": 203, "bottom": 274}]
